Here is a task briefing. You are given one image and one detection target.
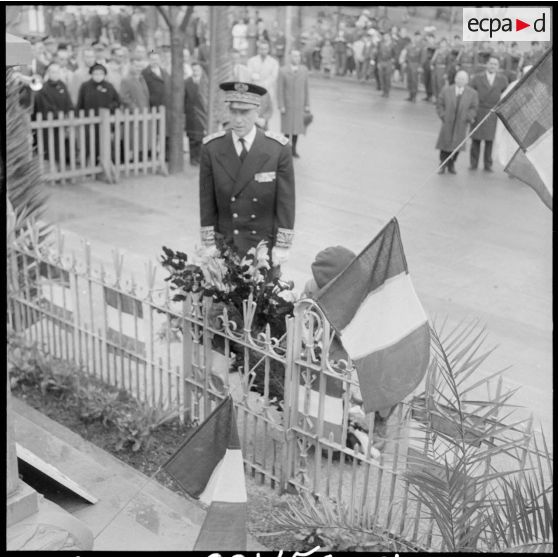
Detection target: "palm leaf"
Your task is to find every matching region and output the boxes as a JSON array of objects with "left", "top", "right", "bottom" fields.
[{"left": 6, "top": 69, "right": 51, "bottom": 243}]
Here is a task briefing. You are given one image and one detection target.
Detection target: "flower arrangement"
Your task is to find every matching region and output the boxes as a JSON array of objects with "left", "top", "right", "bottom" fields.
[{"left": 160, "top": 238, "right": 297, "bottom": 340}]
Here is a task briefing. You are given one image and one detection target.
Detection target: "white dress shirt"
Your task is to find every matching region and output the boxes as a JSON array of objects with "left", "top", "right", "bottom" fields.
[
  {"left": 486, "top": 72, "right": 495, "bottom": 86},
  {"left": 231, "top": 126, "right": 257, "bottom": 156},
  {"left": 455, "top": 86, "right": 464, "bottom": 96}
]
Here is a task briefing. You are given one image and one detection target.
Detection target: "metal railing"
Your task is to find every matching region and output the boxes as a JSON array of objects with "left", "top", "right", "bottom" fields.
[
  {"left": 6, "top": 231, "right": 549, "bottom": 551},
  {"left": 30, "top": 107, "right": 168, "bottom": 184}
]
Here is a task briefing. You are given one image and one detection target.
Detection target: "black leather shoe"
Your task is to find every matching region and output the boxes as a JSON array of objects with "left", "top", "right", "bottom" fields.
[
  {"left": 448, "top": 166, "right": 457, "bottom": 174},
  {"left": 484, "top": 167, "right": 493, "bottom": 172},
  {"left": 469, "top": 165, "right": 478, "bottom": 170},
  {"left": 292, "top": 152, "right": 300, "bottom": 158},
  {"left": 405, "top": 97, "right": 413, "bottom": 101},
  {"left": 438, "top": 167, "right": 446, "bottom": 174}
]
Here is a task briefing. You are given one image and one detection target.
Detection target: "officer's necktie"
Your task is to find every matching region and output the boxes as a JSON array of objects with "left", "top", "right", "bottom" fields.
[{"left": 239, "top": 138, "right": 248, "bottom": 163}]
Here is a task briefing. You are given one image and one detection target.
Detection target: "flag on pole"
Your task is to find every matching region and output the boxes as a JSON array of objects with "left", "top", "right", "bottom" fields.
[
  {"left": 495, "top": 48, "right": 553, "bottom": 210},
  {"left": 162, "top": 396, "right": 247, "bottom": 551},
  {"left": 316, "top": 218, "right": 430, "bottom": 413}
]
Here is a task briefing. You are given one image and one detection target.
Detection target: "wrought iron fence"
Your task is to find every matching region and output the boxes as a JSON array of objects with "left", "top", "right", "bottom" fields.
[{"left": 6, "top": 231, "right": 550, "bottom": 550}]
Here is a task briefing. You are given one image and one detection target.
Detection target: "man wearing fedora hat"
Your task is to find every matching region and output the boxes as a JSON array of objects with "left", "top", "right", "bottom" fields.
[{"left": 199, "top": 81, "right": 295, "bottom": 268}]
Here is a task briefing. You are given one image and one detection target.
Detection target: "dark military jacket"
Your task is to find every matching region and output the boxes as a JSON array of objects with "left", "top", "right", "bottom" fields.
[{"left": 199, "top": 128, "right": 295, "bottom": 255}]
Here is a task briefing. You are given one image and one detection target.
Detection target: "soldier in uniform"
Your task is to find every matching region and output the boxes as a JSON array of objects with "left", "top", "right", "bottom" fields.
[
  {"left": 457, "top": 42, "right": 476, "bottom": 80},
  {"left": 199, "top": 81, "right": 295, "bottom": 270},
  {"left": 493, "top": 42, "right": 510, "bottom": 73},
  {"left": 420, "top": 34, "right": 436, "bottom": 101},
  {"left": 375, "top": 33, "right": 397, "bottom": 98},
  {"left": 446, "top": 35, "right": 463, "bottom": 85},
  {"left": 474, "top": 41, "right": 493, "bottom": 74},
  {"left": 521, "top": 41, "right": 544, "bottom": 70},
  {"left": 400, "top": 31, "right": 422, "bottom": 102},
  {"left": 504, "top": 42, "right": 523, "bottom": 82},
  {"left": 430, "top": 37, "right": 450, "bottom": 100}
]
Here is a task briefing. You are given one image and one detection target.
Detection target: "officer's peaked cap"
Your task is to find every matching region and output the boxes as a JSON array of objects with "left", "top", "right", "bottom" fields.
[{"left": 220, "top": 81, "right": 267, "bottom": 107}]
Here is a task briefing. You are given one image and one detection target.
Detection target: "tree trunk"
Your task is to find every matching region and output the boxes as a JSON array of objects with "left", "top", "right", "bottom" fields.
[
  {"left": 158, "top": 5, "right": 194, "bottom": 175},
  {"left": 168, "top": 26, "right": 185, "bottom": 174}
]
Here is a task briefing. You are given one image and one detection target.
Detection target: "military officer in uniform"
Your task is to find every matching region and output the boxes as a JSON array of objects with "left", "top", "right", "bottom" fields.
[
  {"left": 199, "top": 81, "right": 295, "bottom": 270},
  {"left": 400, "top": 31, "right": 422, "bottom": 102}
]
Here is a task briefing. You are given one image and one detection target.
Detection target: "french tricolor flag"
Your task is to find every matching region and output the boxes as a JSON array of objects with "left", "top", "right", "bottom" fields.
[
  {"left": 316, "top": 218, "right": 431, "bottom": 413},
  {"left": 495, "top": 48, "right": 552, "bottom": 210},
  {"left": 163, "top": 396, "right": 247, "bottom": 551}
]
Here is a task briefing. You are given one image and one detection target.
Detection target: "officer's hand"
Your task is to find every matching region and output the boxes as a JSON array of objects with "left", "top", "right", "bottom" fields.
[
  {"left": 280, "top": 107, "right": 286, "bottom": 114},
  {"left": 201, "top": 243, "right": 219, "bottom": 258},
  {"left": 271, "top": 247, "right": 290, "bottom": 266}
]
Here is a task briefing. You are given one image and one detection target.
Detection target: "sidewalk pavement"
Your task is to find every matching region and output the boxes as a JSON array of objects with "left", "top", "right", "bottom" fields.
[{"left": 12, "top": 397, "right": 266, "bottom": 552}]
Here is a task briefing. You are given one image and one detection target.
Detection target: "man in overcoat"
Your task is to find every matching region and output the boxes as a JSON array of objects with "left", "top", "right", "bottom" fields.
[
  {"left": 469, "top": 57, "right": 509, "bottom": 172},
  {"left": 142, "top": 51, "right": 171, "bottom": 157},
  {"left": 33, "top": 62, "right": 75, "bottom": 165},
  {"left": 199, "top": 82, "right": 295, "bottom": 268},
  {"left": 277, "top": 50, "right": 310, "bottom": 158},
  {"left": 246, "top": 41, "right": 279, "bottom": 127},
  {"left": 435, "top": 70, "right": 479, "bottom": 174},
  {"left": 183, "top": 62, "right": 207, "bottom": 166}
]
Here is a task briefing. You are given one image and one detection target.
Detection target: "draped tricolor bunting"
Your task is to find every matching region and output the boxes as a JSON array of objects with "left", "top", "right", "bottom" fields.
[
  {"left": 316, "top": 218, "right": 430, "bottom": 413},
  {"left": 495, "top": 48, "right": 553, "bottom": 210},
  {"left": 162, "top": 396, "right": 247, "bottom": 551}
]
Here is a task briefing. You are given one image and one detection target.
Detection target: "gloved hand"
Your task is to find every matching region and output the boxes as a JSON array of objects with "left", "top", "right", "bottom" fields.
[
  {"left": 201, "top": 243, "right": 219, "bottom": 258},
  {"left": 271, "top": 246, "right": 290, "bottom": 266},
  {"left": 200, "top": 226, "right": 218, "bottom": 258}
]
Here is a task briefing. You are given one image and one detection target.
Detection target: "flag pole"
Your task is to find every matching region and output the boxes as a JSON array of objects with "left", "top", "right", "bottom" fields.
[{"left": 395, "top": 108, "right": 496, "bottom": 218}]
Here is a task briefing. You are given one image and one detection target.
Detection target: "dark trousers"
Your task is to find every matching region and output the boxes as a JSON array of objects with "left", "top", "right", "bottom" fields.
[
  {"left": 407, "top": 64, "right": 419, "bottom": 98},
  {"left": 378, "top": 62, "right": 393, "bottom": 96},
  {"left": 440, "top": 150, "right": 459, "bottom": 169},
  {"left": 470, "top": 139, "right": 493, "bottom": 169},
  {"left": 422, "top": 63, "right": 433, "bottom": 98}
]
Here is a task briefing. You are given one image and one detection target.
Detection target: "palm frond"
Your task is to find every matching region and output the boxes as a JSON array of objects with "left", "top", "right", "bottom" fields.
[{"left": 6, "top": 69, "right": 51, "bottom": 243}]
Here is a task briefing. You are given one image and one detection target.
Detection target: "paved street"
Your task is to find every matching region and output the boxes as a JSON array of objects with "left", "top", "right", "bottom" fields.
[{"left": 43, "top": 74, "right": 552, "bottom": 432}]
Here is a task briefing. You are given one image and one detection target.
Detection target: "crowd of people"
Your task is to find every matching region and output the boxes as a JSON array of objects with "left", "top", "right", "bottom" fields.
[
  {"left": 11, "top": 6, "right": 549, "bottom": 171},
  {"left": 293, "top": 10, "right": 547, "bottom": 99}
]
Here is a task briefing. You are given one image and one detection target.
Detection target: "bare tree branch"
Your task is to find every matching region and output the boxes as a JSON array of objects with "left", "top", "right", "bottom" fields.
[
  {"left": 179, "top": 5, "right": 195, "bottom": 34},
  {"left": 156, "top": 6, "right": 171, "bottom": 30}
]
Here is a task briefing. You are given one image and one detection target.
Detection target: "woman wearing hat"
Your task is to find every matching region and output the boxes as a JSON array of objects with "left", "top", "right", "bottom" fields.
[
  {"left": 76, "top": 63, "right": 120, "bottom": 113},
  {"left": 77, "top": 63, "right": 120, "bottom": 164}
]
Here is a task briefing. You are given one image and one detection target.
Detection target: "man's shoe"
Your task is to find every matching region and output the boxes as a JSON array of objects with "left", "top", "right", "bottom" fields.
[
  {"left": 422, "top": 96, "right": 431, "bottom": 102},
  {"left": 448, "top": 166, "right": 457, "bottom": 174},
  {"left": 405, "top": 96, "right": 413, "bottom": 101},
  {"left": 292, "top": 152, "right": 300, "bottom": 159},
  {"left": 484, "top": 167, "right": 493, "bottom": 173},
  {"left": 469, "top": 165, "right": 478, "bottom": 170},
  {"left": 438, "top": 167, "right": 446, "bottom": 174}
]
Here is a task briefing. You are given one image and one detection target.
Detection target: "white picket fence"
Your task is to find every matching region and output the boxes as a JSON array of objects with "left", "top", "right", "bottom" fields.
[{"left": 30, "top": 107, "right": 168, "bottom": 184}]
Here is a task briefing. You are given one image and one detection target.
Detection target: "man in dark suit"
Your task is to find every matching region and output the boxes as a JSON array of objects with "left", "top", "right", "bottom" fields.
[
  {"left": 142, "top": 51, "right": 171, "bottom": 158},
  {"left": 184, "top": 62, "right": 207, "bottom": 166},
  {"left": 469, "top": 57, "right": 509, "bottom": 172},
  {"left": 199, "top": 81, "right": 295, "bottom": 268},
  {"left": 435, "top": 70, "right": 479, "bottom": 174}
]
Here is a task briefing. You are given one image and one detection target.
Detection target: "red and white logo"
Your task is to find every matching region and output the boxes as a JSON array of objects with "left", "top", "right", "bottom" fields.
[{"left": 463, "top": 7, "right": 551, "bottom": 42}]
